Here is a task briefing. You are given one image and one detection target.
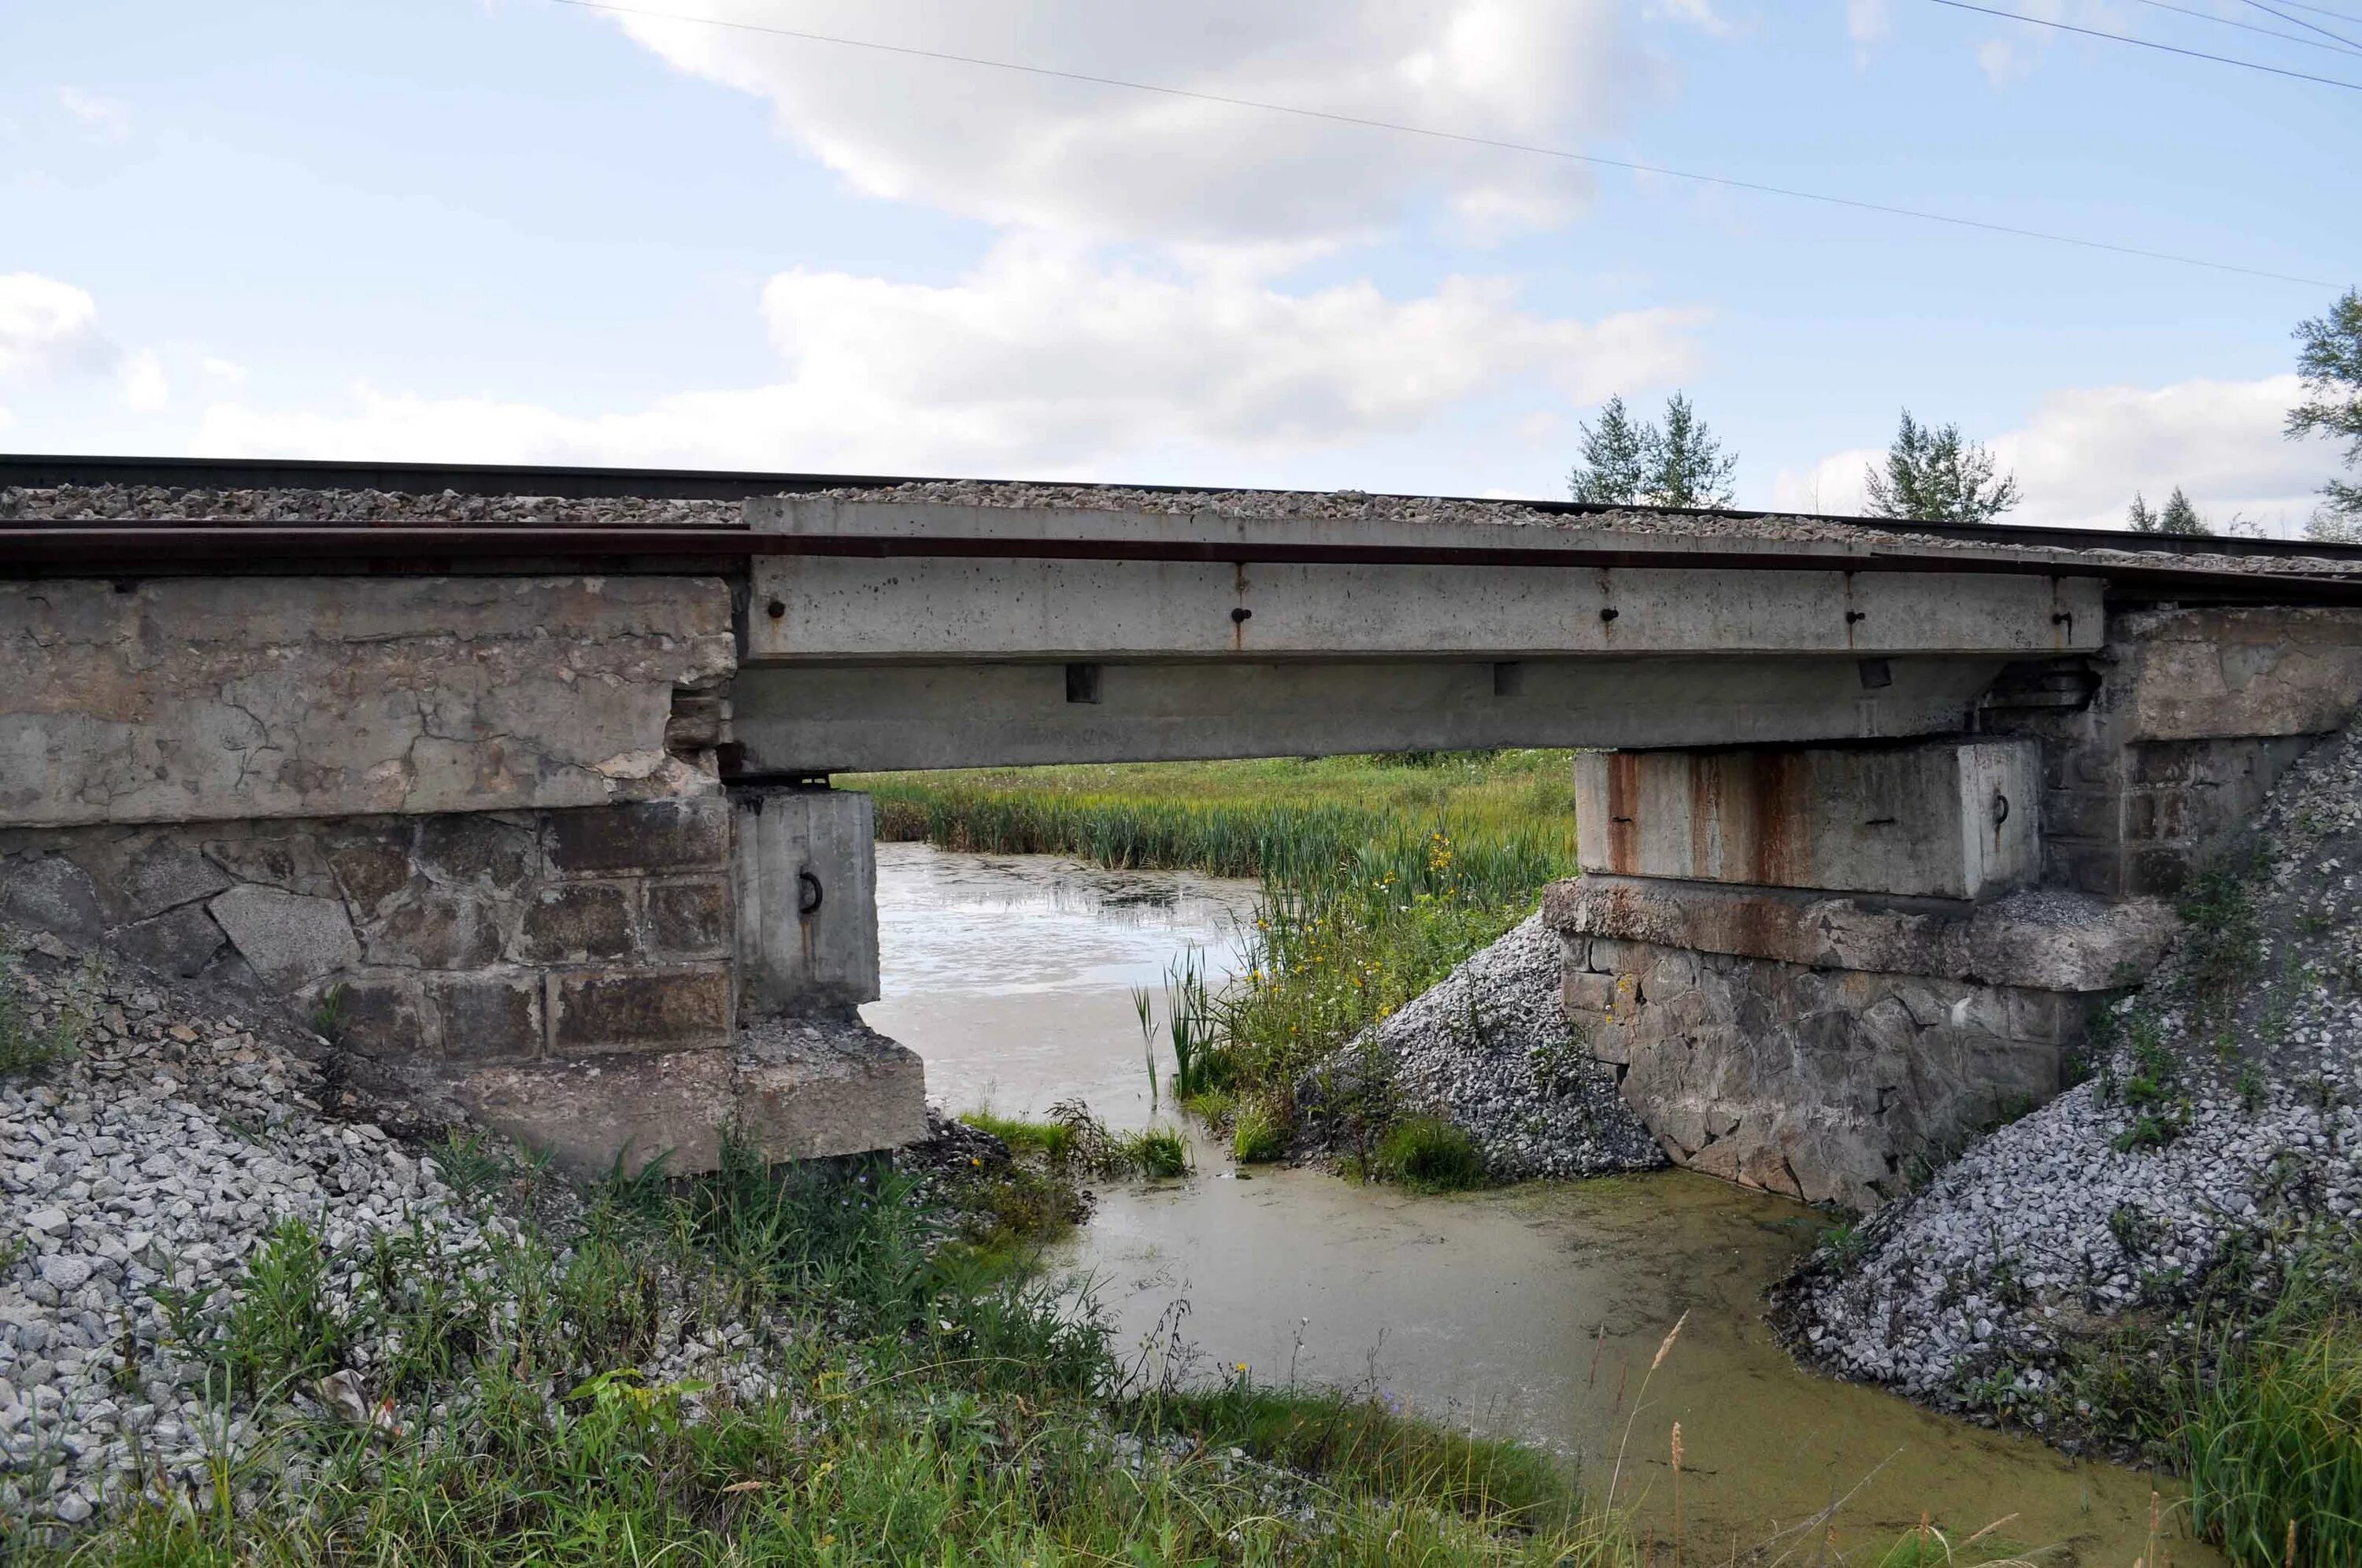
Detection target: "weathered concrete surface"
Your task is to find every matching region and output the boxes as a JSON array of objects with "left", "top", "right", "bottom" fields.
[
  {"left": 1547, "top": 876, "right": 2165, "bottom": 1208},
  {"left": 1545, "top": 875, "right": 2175, "bottom": 993},
  {"left": 733, "top": 786, "right": 879, "bottom": 1015},
  {"left": 749, "top": 556, "right": 2104, "bottom": 663},
  {"left": 1989, "top": 608, "right": 2362, "bottom": 897},
  {"left": 2121, "top": 607, "right": 2362, "bottom": 741},
  {"left": 0, "top": 576, "right": 735, "bottom": 828},
  {"left": 454, "top": 1011, "right": 926, "bottom": 1178},
  {"left": 0, "top": 799, "right": 736, "bottom": 1060},
  {"left": 731, "top": 655, "right": 2018, "bottom": 772},
  {"left": 1572, "top": 740, "right": 2039, "bottom": 900}
]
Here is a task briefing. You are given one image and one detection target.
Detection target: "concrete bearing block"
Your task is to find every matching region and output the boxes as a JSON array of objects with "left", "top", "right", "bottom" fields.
[{"left": 454, "top": 1014, "right": 927, "bottom": 1178}]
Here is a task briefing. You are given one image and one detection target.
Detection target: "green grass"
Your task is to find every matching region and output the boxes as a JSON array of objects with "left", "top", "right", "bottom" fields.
[
  {"left": 1115, "top": 1125, "right": 1190, "bottom": 1178},
  {"left": 2182, "top": 1288, "right": 2362, "bottom": 1566},
  {"left": 1373, "top": 1114, "right": 1490, "bottom": 1192},
  {"left": 8, "top": 1142, "right": 1630, "bottom": 1566},
  {"left": 0, "top": 949, "right": 80, "bottom": 1078},
  {"left": 1232, "top": 1101, "right": 1288, "bottom": 1163},
  {"left": 857, "top": 751, "right": 1579, "bottom": 1152},
  {"left": 964, "top": 1108, "right": 1079, "bottom": 1165}
]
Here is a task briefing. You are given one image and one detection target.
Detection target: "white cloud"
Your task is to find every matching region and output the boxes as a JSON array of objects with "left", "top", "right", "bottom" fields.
[
  {"left": 1649, "top": 0, "right": 1739, "bottom": 38},
  {"left": 1772, "top": 375, "right": 2327, "bottom": 531},
  {"left": 201, "top": 356, "right": 247, "bottom": 386},
  {"left": 192, "top": 243, "right": 1700, "bottom": 473},
  {"left": 1847, "top": 0, "right": 1891, "bottom": 45},
  {"left": 0, "top": 405, "right": 13, "bottom": 430},
  {"left": 0, "top": 273, "right": 113, "bottom": 378},
  {"left": 120, "top": 349, "right": 170, "bottom": 412},
  {"left": 55, "top": 87, "right": 130, "bottom": 142},
  {"left": 604, "top": 0, "right": 1635, "bottom": 252}
]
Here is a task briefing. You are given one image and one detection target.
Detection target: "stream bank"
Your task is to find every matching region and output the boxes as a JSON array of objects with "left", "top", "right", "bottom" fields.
[{"left": 869, "top": 840, "right": 2216, "bottom": 1562}]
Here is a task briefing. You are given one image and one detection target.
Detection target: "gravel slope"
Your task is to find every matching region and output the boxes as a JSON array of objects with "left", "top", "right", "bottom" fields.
[
  {"left": 1776, "top": 720, "right": 2362, "bottom": 1434},
  {"left": 0, "top": 930, "right": 788, "bottom": 1527},
  {"left": 1316, "top": 913, "right": 1664, "bottom": 1180}
]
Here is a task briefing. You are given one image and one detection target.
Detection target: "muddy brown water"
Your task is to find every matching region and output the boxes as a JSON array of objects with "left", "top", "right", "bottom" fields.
[{"left": 862, "top": 842, "right": 2217, "bottom": 1566}]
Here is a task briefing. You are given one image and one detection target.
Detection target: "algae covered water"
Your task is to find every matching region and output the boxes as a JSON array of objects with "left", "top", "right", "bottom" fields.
[{"left": 864, "top": 841, "right": 2216, "bottom": 1565}]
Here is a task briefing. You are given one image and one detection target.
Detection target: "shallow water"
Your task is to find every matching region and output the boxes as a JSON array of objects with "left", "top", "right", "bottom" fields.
[{"left": 864, "top": 841, "right": 2218, "bottom": 1566}]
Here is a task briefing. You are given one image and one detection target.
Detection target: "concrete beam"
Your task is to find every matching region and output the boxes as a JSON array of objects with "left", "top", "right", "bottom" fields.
[
  {"left": 729, "top": 655, "right": 2012, "bottom": 772},
  {"left": 1572, "top": 739, "right": 2040, "bottom": 900},
  {"left": 744, "top": 553, "right": 2105, "bottom": 663}
]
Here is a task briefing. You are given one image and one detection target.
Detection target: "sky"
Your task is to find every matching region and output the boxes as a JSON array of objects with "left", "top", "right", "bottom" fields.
[{"left": 1, "top": 0, "right": 2354, "bottom": 529}]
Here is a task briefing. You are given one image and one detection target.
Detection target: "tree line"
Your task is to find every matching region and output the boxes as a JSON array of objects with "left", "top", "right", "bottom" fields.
[{"left": 1567, "top": 288, "right": 2362, "bottom": 536}]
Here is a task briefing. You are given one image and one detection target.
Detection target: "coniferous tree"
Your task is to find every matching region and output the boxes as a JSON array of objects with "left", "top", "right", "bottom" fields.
[
  {"left": 2157, "top": 486, "right": 2211, "bottom": 536},
  {"left": 1862, "top": 410, "right": 2020, "bottom": 522},
  {"left": 1568, "top": 392, "right": 1737, "bottom": 508},
  {"left": 2127, "top": 492, "right": 2160, "bottom": 533},
  {"left": 1646, "top": 392, "right": 1738, "bottom": 508},
  {"left": 2289, "top": 288, "right": 2362, "bottom": 538},
  {"left": 1567, "top": 396, "right": 1650, "bottom": 505}
]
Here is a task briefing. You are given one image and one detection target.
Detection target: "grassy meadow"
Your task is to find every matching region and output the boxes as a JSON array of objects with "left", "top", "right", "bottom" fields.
[{"left": 855, "top": 749, "right": 1581, "bottom": 1160}]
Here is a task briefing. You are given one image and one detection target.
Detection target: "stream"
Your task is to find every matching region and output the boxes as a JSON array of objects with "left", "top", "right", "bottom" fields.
[{"left": 861, "top": 841, "right": 2216, "bottom": 1565}]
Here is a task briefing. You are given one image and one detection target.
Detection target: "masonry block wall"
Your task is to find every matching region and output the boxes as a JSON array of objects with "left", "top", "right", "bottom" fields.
[
  {"left": 0, "top": 798, "right": 737, "bottom": 1063},
  {"left": 1989, "top": 607, "right": 2362, "bottom": 897}
]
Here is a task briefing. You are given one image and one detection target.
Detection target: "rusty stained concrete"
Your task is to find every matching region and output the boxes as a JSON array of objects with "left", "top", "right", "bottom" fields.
[
  {"left": 1572, "top": 740, "right": 2042, "bottom": 901},
  {"left": 1, "top": 576, "right": 735, "bottom": 829}
]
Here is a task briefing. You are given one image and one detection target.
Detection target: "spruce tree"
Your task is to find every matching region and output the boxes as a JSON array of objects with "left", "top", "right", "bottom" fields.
[
  {"left": 2157, "top": 486, "right": 2210, "bottom": 536},
  {"left": 1567, "top": 396, "right": 1649, "bottom": 505},
  {"left": 1646, "top": 392, "right": 1738, "bottom": 508},
  {"left": 1862, "top": 410, "right": 2020, "bottom": 523},
  {"left": 1568, "top": 392, "right": 1738, "bottom": 508},
  {"left": 2127, "top": 492, "right": 2160, "bottom": 533}
]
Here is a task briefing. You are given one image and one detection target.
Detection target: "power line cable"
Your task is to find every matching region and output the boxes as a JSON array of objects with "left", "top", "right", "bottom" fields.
[
  {"left": 2123, "top": 0, "right": 2362, "bottom": 54},
  {"left": 2239, "top": 0, "right": 2362, "bottom": 49},
  {"left": 2276, "top": 0, "right": 2362, "bottom": 25},
  {"left": 1920, "top": 0, "right": 2362, "bottom": 88},
  {"left": 542, "top": 0, "right": 2338, "bottom": 290}
]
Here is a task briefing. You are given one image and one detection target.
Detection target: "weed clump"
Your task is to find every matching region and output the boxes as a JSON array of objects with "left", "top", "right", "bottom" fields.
[
  {"left": 0, "top": 952, "right": 80, "bottom": 1078},
  {"left": 1374, "top": 1115, "right": 1488, "bottom": 1192},
  {"left": 1231, "top": 1102, "right": 1288, "bottom": 1163}
]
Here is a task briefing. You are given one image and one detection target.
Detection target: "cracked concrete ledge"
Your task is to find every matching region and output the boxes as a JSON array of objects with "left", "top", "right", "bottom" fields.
[
  {"left": 1545, "top": 875, "right": 2176, "bottom": 994},
  {"left": 2, "top": 575, "right": 735, "bottom": 827},
  {"left": 454, "top": 1011, "right": 928, "bottom": 1178}
]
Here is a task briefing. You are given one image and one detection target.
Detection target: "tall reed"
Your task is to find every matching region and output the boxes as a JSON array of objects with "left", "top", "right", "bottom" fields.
[{"left": 860, "top": 753, "right": 1582, "bottom": 1108}]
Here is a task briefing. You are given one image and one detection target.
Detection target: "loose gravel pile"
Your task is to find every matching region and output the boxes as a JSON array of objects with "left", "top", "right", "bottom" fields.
[
  {"left": 1777, "top": 719, "right": 2362, "bottom": 1430},
  {"left": 0, "top": 928, "right": 790, "bottom": 1527},
  {"left": 1319, "top": 913, "right": 1664, "bottom": 1180},
  {"left": 0, "top": 486, "right": 742, "bottom": 527},
  {"left": 13, "top": 479, "right": 2361, "bottom": 578},
  {"left": 834, "top": 479, "right": 2362, "bottom": 577}
]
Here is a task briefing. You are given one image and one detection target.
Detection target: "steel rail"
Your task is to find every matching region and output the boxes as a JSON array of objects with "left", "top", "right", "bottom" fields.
[{"left": 8, "top": 451, "right": 2361, "bottom": 565}]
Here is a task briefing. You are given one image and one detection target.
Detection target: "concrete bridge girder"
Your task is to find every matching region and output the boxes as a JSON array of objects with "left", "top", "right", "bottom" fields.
[
  {"left": 734, "top": 501, "right": 2104, "bottom": 771},
  {"left": 743, "top": 553, "right": 2104, "bottom": 664},
  {"left": 728, "top": 655, "right": 2019, "bottom": 775}
]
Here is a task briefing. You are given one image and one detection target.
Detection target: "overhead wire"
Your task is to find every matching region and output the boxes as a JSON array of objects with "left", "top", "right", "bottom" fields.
[
  {"left": 2238, "top": 0, "right": 2362, "bottom": 49},
  {"left": 2122, "top": 0, "right": 2362, "bottom": 54},
  {"left": 1920, "top": 0, "right": 2362, "bottom": 87},
  {"left": 541, "top": 0, "right": 2341, "bottom": 291},
  {"left": 2275, "top": 0, "right": 2362, "bottom": 24}
]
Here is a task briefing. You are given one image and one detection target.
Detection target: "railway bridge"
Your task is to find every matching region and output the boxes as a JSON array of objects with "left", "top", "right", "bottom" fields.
[{"left": 8, "top": 455, "right": 2362, "bottom": 1206}]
